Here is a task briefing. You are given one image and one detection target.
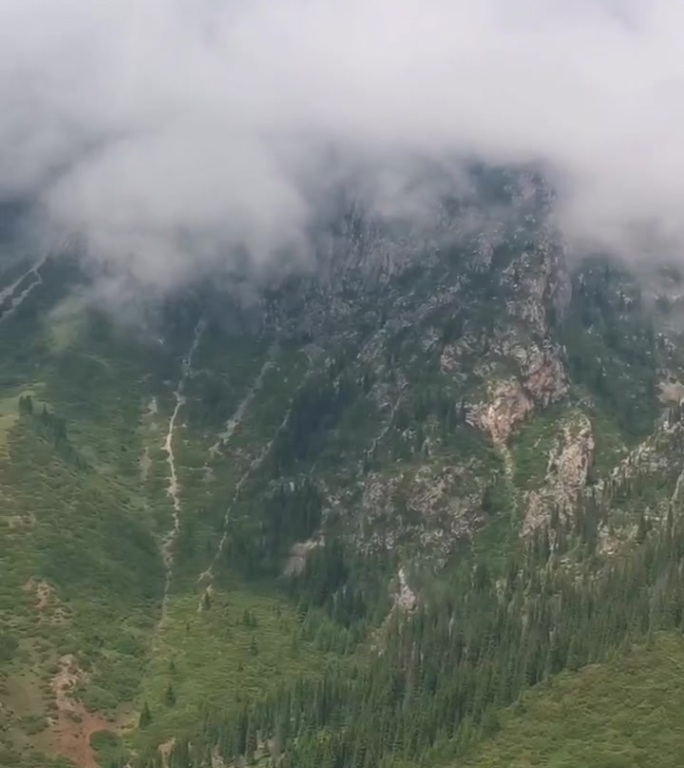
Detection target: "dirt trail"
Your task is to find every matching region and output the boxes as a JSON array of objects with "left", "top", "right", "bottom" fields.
[
  {"left": 208, "top": 345, "right": 277, "bottom": 459},
  {"left": 366, "top": 396, "right": 403, "bottom": 462},
  {"left": 160, "top": 321, "right": 204, "bottom": 618},
  {"left": 198, "top": 355, "right": 316, "bottom": 591},
  {"left": 0, "top": 256, "right": 48, "bottom": 323},
  {"left": 198, "top": 442, "right": 272, "bottom": 589}
]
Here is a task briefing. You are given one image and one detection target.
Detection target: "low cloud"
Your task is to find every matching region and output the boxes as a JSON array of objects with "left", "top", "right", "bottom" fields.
[{"left": 2, "top": 0, "right": 684, "bottom": 287}]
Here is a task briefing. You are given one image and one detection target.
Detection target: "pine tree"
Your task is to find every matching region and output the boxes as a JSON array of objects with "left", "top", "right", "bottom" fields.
[
  {"left": 249, "top": 636, "right": 259, "bottom": 656},
  {"left": 165, "top": 684, "right": 177, "bottom": 707},
  {"left": 139, "top": 701, "right": 152, "bottom": 728}
]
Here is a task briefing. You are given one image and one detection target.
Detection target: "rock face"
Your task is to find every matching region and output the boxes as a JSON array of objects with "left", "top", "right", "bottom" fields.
[
  {"left": 471, "top": 379, "right": 534, "bottom": 445},
  {"left": 524, "top": 414, "right": 595, "bottom": 532},
  {"left": 356, "top": 462, "right": 486, "bottom": 562},
  {"left": 469, "top": 339, "right": 568, "bottom": 446},
  {"left": 242, "top": 164, "right": 684, "bottom": 570},
  {"left": 553, "top": 421, "right": 595, "bottom": 490},
  {"left": 469, "top": 344, "right": 568, "bottom": 445},
  {"left": 284, "top": 539, "right": 320, "bottom": 577},
  {"left": 393, "top": 567, "right": 417, "bottom": 612},
  {"left": 246, "top": 166, "right": 582, "bottom": 563}
]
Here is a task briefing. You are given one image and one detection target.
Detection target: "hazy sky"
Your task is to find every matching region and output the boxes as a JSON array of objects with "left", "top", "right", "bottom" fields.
[{"left": 2, "top": 0, "right": 683, "bottom": 286}]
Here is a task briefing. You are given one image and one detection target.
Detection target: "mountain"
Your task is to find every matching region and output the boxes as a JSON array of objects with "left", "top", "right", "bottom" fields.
[{"left": 1, "top": 167, "right": 684, "bottom": 768}]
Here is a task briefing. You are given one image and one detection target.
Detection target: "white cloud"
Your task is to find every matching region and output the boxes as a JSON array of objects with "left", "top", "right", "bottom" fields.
[{"left": 2, "top": 0, "right": 684, "bottom": 285}]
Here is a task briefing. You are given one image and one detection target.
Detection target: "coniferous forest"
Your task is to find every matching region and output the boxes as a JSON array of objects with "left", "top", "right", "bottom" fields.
[{"left": 156, "top": 465, "right": 684, "bottom": 768}]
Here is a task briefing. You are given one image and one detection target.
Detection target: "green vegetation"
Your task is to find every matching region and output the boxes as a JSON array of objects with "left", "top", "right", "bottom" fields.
[
  {"left": 510, "top": 405, "right": 570, "bottom": 490},
  {"left": 90, "top": 730, "right": 128, "bottom": 768},
  {"left": 3, "top": 188, "right": 684, "bottom": 768},
  {"left": 163, "top": 459, "right": 684, "bottom": 767},
  {"left": 562, "top": 260, "right": 662, "bottom": 441},
  {"left": 0, "top": 266, "right": 369, "bottom": 765},
  {"left": 135, "top": 589, "right": 331, "bottom": 752},
  {"left": 459, "top": 633, "right": 684, "bottom": 768},
  {"left": 0, "top": 271, "right": 172, "bottom": 765}
]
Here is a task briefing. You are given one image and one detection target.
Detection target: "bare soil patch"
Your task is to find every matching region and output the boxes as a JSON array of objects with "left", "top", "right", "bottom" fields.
[{"left": 48, "top": 655, "right": 119, "bottom": 768}]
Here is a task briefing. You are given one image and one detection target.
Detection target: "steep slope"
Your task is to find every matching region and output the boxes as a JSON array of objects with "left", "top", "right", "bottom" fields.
[
  {"left": 3, "top": 167, "right": 684, "bottom": 767},
  {"left": 140, "top": 174, "right": 684, "bottom": 768}
]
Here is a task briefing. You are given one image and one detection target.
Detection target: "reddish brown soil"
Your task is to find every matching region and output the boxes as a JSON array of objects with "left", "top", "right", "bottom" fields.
[{"left": 49, "top": 655, "right": 118, "bottom": 768}]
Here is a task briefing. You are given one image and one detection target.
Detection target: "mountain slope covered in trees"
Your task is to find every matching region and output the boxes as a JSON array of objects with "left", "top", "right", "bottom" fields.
[
  {"left": 1, "top": 170, "right": 684, "bottom": 768},
  {"left": 457, "top": 632, "right": 684, "bottom": 768}
]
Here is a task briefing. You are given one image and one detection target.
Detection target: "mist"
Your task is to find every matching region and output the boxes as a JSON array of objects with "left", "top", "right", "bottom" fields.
[{"left": 2, "top": 0, "right": 684, "bottom": 288}]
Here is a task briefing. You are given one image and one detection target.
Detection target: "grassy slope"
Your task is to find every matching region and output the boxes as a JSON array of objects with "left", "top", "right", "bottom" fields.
[
  {"left": 0, "top": 268, "right": 332, "bottom": 766},
  {"left": 133, "top": 335, "right": 328, "bottom": 754},
  {"left": 0, "top": 272, "right": 169, "bottom": 766},
  {"left": 136, "top": 589, "right": 331, "bottom": 749},
  {"left": 457, "top": 633, "right": 684, "bottom": 768}
]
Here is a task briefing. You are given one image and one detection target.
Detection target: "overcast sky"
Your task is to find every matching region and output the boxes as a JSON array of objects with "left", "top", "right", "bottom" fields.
[{"left": 1, "top": 0, "right": 683, "bottom": 287}]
